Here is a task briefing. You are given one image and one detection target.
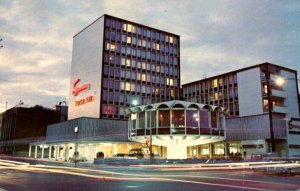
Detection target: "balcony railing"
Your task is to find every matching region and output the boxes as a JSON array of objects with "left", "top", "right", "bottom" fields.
[
  {"left": 272, "top": 106, "right": 288, "bottom": 113},
  {"left": 271, "top": 89, "right": 286, "bottom": 98}
]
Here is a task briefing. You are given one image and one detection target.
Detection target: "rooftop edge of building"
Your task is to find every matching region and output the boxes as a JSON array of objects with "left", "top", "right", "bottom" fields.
[
  {"left": 73, "top": 14, "right": 180, "bottom": 38},
  {"left": 182, "top": 62, "right": 298, "bottom": 87}
]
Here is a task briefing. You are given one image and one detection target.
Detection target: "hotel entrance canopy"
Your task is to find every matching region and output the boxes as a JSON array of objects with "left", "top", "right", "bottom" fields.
[{"left": 126, "top": 100, "right": 227, "bottom": 159}]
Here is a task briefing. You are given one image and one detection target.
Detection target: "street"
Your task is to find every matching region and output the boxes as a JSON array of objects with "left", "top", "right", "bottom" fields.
[{"left": 0, "top": 157, "right": 300, "bottom": 191}]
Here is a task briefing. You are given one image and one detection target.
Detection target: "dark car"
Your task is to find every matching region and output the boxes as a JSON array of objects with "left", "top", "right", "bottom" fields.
[
  {"left": 128, "top": 148, "right": 146, "bottom": 159},
  {"left": 114, "top": 153, "right": 128, "bottom": 158}
]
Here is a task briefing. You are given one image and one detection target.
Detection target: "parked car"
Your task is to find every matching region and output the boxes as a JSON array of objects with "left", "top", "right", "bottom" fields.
[
  {"left": 128, "top": 148, "right": 149, "bottom": 159},
  {"left": 114, "top": 153, "right": 128, "bottom": 158},
  {"left": 69, "top": 156, "right": 88, "bottom": 162}
]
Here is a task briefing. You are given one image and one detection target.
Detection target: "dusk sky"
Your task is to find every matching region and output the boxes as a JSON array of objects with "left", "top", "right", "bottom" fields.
[{"left": 0, "top": 0, "right": 299, "bottom": 112}]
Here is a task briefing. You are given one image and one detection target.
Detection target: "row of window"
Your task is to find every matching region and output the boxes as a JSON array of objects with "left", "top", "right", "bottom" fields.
[
  {"left": 105, "top": 18, "right": 178, "bottom": 45},
  {"left": 102, "top": 88, "right": 176, "bottom": 104},
  {"left": 183, "top": 74, "right": 238, "bottom": 95},
  {"left": 120, "top": 34, "right": 178, "bottom": 52},
  {"left": 103, "top": 75, "right": 177, "bottom": 90},
  {"left": 130, "top": 110, "right": 223, "bottom": 130},
  {"left": 185, "top": 96, "right": 239, "bottom": 116},
  {"left": 184, "top": 88, "right": 238, "bottom": 102},
  {"left": 103, "top": 65, "right": 179, "bottom": 81},
  {"left": 106, "top": 42, "right": 178, "bottom": 64}
]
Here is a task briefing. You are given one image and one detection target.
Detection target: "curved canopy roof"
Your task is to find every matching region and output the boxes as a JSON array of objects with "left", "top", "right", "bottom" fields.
[{"left": 125, "top": 100, "right": 228, "bottom": 115}]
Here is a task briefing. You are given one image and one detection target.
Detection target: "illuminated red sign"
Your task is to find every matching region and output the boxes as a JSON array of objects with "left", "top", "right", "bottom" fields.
[
  {"left": 72, "top": 79, "right": 90, "bottom": 96},
  {"left": 75, "top": 96, "right": 95, "bottom": 106}
]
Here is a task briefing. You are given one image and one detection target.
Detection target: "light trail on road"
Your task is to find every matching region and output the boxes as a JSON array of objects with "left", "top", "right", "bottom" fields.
[{"left": 0, "top": 159, "right": 299, "bottom": 191}]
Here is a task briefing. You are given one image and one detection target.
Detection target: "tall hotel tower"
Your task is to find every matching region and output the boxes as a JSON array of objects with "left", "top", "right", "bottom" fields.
[{"left": 68, "top": 14, "right": 181, "bottom": 120}]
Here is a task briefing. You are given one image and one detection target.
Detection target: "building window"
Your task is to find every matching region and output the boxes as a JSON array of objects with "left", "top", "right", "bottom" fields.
[
  {"left": 159, "top": 110, "right": 170, "bottom": 128},
  {"left": 125, "top": 82, "right": 131, "bottom": 91},
  {"left": 123, "top": 23, "right": 136, "bottom": 33},
  {"left": 141, "top": 74, "right": 146, "bottom": 81},
  {"left": 166, "top": 78, "right": 174, "bottom": 86},
  {"left": 211, "top": 112, "right": 217, "bottom": 128},
  {"left": 102, "top": 105, "right": 115, "bottom": 115},
  {"left": 264, "top": 84, "right": 268, "bottom": 94},
  {"left": 186, "top": 110, "right": 198, "bottom": 128},
  {"left": 156, "top": 43, "right": 160, "bottom": 51},
  {"left": 121, "top": 34, "right": 126, "bottom": 43},
  {"left": 106, "top": 42, "right": 116, "bottom": 51},
  {"left": 214, "top": 92, "right": 218, "bottom": 101},
  {"left": 120, "top": 82, "right": 125, "bottom": 90},
  {"left": 127, "top": 36, "right": 131, "bottom": 44},
  {"left": 200, "top": 110, "right": 209, "bottom": 128},
  {"left": 142, "top": 39, "right": 146, "bottom": 47},
  {"left": 213, "top": 79, "right": 218, "bottom": 88},
  {"left": 126, "top": 58, "right": 131, "bottom": 67},
  {"left": 131, "top": 83, "right": 135, "bottom": 92},
  {"left": 102, "top": 90, "right": 108, "bottom": 101},
  {"left": 142, "top": 62, "right": 147, "bottom": 70},
  {"left": 172, "top": 110, "right": 184, "bottom": 128}
]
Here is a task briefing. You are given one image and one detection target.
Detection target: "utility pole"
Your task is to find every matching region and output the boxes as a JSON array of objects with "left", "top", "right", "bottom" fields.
[{"left": 0, "top": 38, "right": 3, "bottom": 49}]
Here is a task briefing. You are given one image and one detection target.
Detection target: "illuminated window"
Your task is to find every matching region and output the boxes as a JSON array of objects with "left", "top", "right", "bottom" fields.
[
  {"left": 263, "top": 99, "right": 269, "bottom": 109},
  {"left": 213, "top": 79, "right": 218, "bottom": 88},
  {"left": 126, "top": 59, "right": 131, "bottom": 67},
  {"left": 170, "top": 90, "right": 175, "bottom": 97},
  {"left": 106, "top": 42, "right": 116, "bottom": 51},
  {"left": 166, "top": 78, "right": 174, "bottom": 86},
  {"left": 127, "top": 36, "right": 131, "bottom": 44},
  {"left": 156, "top": 43, "right": 160, "bottom": 51},
  {"left": 155, "top": 88, "right": 160, "bottom": 95},
  {"left": 214, "top": 92, "right": 218, "bottom": 100},
  {"left": 141, "top": 74, "right": 146, "bottom": 81},
  {"left": 218, "top": 78, "right": 223, "bottom": 86},
  {"left": 156, "top": 66, "right": 160, "bottom": 73},
  {"left": 169, "top": 36, "right": 174, "bottom": 43},
  {"left": 125, "top": 82, "right": 131, "bottom": 91},
  {"left": 264, "top": 84, "right": 268, "bottom": 94},
  {"left": 142, "top": 62, "right": 146, "bottom": 70},
  {"left": 123, "top": 23, "right": 136, "bottom": 33},
  {"left": 170, "top": 79, "right": 174, "bottom": 86}
]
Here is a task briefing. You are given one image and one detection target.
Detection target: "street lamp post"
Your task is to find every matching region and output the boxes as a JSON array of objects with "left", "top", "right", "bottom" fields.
[{"left": 74, "top": 126, "right": 79, "bottom": 168}]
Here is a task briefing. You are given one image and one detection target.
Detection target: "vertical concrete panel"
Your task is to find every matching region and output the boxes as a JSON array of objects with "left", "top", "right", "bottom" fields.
[
  {"left": 68, "top": 17, "right": 105, "bottom": 120},
  {"left": 237, "top": 68, "right": 263, "bottom": 116}
]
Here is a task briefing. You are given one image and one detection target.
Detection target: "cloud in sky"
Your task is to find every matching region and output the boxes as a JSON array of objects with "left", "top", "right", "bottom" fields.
[{"left": 0, "top": 0, "right": 299, "bottom": 112}]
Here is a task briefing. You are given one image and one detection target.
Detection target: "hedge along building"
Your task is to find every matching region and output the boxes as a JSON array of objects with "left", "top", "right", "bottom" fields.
[{"left": 126, "top": 100, "right": 227, "bottom": 159}]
